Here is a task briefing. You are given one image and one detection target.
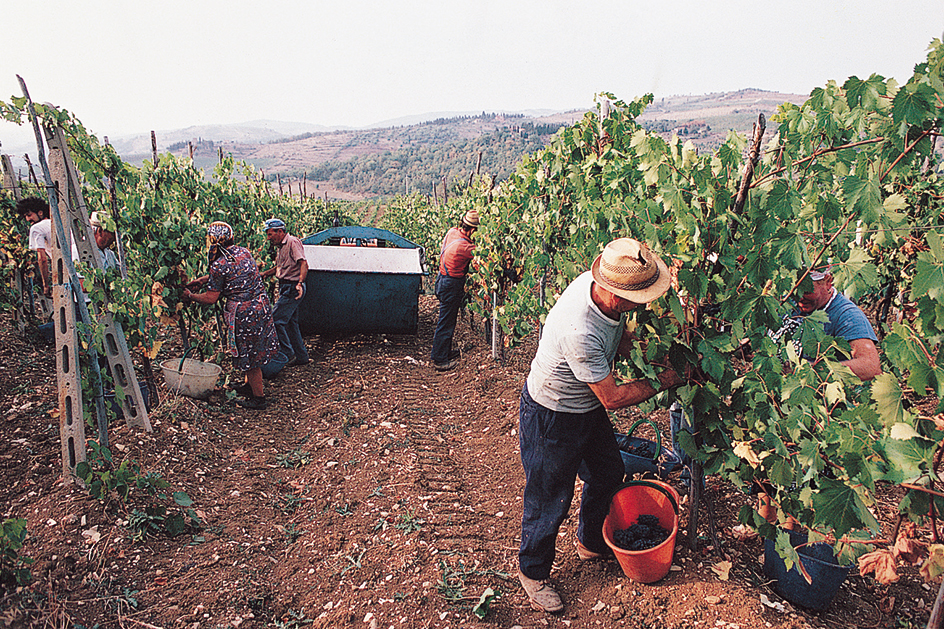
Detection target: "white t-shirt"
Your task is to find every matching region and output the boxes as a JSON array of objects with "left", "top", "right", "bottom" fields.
[
  {"left": 28, "top": 219, "right": 51, "bottom": 251},
  {"left": 526, "top": 271, "right": 625, "bottom": 413}
]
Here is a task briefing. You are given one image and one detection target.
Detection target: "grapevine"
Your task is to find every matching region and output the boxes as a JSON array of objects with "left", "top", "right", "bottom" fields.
[{"left": 454, "top": 42, "right": 944, "bottom": 577}]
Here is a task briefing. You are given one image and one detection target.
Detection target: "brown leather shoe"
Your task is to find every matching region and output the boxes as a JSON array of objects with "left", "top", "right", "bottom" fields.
[
  {"left": 433, "top": 357, "right": 459, "bottom": 371},
  {"left": 518, "top": 570, "right": 563, "bottom": 613},
  {"left": 576, "top": 538, "right": 613, "bottom": 561}
]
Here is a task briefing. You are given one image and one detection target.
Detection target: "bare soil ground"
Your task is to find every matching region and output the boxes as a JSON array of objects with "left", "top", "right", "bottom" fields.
[{"left": 0, "top": 296, "right": 936, "bottom": 628}]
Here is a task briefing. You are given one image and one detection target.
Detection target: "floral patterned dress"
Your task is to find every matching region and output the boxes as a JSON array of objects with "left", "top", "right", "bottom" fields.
[{"left": 207, "top": 246, "right": 279, "bottom": 371}]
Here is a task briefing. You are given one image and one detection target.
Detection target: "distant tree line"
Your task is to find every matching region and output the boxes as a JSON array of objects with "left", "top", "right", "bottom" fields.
[
  {"left": 167, "top": 138, "right": 216, "bottom": 152},
  {"left": 640, "top": 120, "right": 677, "bottom": 134},
  {"left": 277, "top": 121, "right": 565, "bottom": 197},
  {"left": 426, "top": 112, "right": 526, "bottom": 125}
]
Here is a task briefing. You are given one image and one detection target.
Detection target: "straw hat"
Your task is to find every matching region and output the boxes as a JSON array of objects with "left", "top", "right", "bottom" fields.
[
  {"left": 590, "top": 238, "right": 671, "bottom": 303},
  {"left": 461, "top": 209, "right": 480, "bottom": 229}
]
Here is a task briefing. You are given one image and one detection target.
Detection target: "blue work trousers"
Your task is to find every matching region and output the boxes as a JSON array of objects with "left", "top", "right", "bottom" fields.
[
  {"left": 518, "top": 383, "right": 624, "bottom": 580},
  {"left": 431, "top": 273, "right": 465, "bottom": 364},
  {"left": 273, "top": 280, "right": 308, "bottom": 363}
]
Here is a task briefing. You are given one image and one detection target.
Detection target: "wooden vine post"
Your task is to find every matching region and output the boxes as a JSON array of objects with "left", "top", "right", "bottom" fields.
[
  {"left": 105, "top": 137, "right": 159, "bottom": 406},
  {"left": 24, "top": 154, "right": 39, "bottom": 186},
  {"left": 151, "top": 131, "right": 191, "bottom": 353},
  {"left": 491, "top": 290, "right": 503, "bottom": 362},
  {"left": 1, "top": 153, "right": 28, "bottom": 332},
  {"left": 688, "top": 113, "right": 767, "bottom": 551}
]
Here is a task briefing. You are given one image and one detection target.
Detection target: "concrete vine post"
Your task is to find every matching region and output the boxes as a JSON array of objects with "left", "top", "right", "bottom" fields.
[{"left": 45, "top": 124, "right": 152, "bottom": 434}]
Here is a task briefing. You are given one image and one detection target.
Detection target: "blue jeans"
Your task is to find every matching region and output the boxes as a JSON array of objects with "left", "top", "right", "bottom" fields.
[
  {"left": 518, "top": 383, "right": 624, "bottom": 580},
  {"left": 273, "top": 280, "right": 309, "bottom": 363},
  {"left": 431, "top": 274, "right": 465, "bottom": 364}
]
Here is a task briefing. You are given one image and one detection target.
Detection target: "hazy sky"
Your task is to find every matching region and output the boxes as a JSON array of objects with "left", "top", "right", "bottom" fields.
[{"left": 2, "top": 0, "right": 942, "bottom": 151}]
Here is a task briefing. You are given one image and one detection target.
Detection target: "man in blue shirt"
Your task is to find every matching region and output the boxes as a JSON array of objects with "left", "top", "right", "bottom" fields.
[
  {"left": 755, "top": 266, "right": 881, "bottom": 526},
  {"left": 794, "top": 267, "right": 881, "bottom": 381}
]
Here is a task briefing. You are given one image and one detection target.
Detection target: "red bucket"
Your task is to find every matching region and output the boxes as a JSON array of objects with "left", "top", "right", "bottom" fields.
[{"left": 602, "top": 480, "right": 680, "bottom": 583}]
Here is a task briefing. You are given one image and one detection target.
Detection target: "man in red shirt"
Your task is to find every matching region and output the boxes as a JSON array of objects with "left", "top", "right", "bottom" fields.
[
  {"left": 431, "top": 209, "right": 478, "bottom": 370},
  {"left": 261, "top": 218, "right": 310, "bottom": 367}
]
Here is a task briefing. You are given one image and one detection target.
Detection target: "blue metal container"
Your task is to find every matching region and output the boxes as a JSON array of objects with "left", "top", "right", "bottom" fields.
[
  {"left": 763, "top": 528, "right": 853, "bottom": 610},
  {"left": 299, "top": 227, "right": 429, "bottom": 335}
]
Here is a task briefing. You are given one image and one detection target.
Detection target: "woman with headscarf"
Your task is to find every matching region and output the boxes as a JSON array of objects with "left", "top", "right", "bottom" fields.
[{"left": 183, "top": 221, "right": 278, "bottom": 410}]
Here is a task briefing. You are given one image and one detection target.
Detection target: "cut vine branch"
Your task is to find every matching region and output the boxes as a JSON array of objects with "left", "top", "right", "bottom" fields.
[
  {"left": 750, "top": 137, "right": 886, "bottom": 189},
  {"left": 880, "top": 126, "right": 938, "bottom": 182}
]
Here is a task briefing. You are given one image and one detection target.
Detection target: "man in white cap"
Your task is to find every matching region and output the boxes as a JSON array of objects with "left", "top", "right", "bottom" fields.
[
  {"left": 517, "top": 237, "right": 686, "bottom": 613},
  {"left": 792, "top": 267, "right": 880, "bottom": 381},
  {"left": 755, "top": 265, "right": 881, "bottom": 525},
  {"left": 430, "top": 209, "right": 479, "bottom": 371},
  {"left": 88, "top": 211, "right": 118, "bottom": 271},
  {"left": 69, "top": 211, "right": 119, "bottom": 293}
]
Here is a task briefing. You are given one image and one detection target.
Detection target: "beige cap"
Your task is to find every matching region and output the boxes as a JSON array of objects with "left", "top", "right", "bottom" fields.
[{"left": 461, "top": 209, "right": 480, "bottom": 229}]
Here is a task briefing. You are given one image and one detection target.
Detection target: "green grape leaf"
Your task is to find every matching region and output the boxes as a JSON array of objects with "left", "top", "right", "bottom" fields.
[
  {"left": 928, "top": 229, "right": 944, "bottom": 260},
  {"left": 870, "top": 373, "right": 908, "bottom": 427},
  {"left": 173, "top": 491, "right": 194, "bottom": 507},
  {"left": 841, "top": 174, "right": 883, "bottom": 224},
  {"left": 772, "top": 528, "right": 803, "bottom": 573},
  {"left": 811, "top": 477, "right": 876, "bottom": 537},
  {"left": 472, "top": 587, "right": 498, "bottom": 620},
  {"left": 164, "top": 513, "right": 188, "bottom": 538},
  {"left": 766, "top": 180, "right": 799, "bottom": 220},
  {"left": 843, "top": 74, "right": 885, "bottom": 110},
  {"left": 913, "top": 250, "right": 944, "bottom": 301},
  {"left": 892, "top": 82, "right": 935, "bottom": 126},
  {"left": 880, "top": 434, "right": 933, "bottom": 483},
  {"left": 767, "top": 456, "right": 795, "bottom": 488},
  {"left": 907, "top": 362, "right": 933, "bottom": 395}
]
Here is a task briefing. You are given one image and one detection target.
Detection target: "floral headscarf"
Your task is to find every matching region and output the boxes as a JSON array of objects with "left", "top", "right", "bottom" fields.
[{"left": 206, "top": 221, "right": 236, "bottom": 264}]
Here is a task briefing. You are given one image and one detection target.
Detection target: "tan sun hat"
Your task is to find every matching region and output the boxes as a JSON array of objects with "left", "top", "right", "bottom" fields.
[
  {"left": 590, "top": 238, "right": 671, "bottom": 303},
  {"left": 461, "top": 209, "right": 480, "bottom": 229}
]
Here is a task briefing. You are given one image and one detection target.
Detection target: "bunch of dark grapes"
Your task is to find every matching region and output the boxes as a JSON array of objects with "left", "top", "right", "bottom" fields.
[{"left": 613, "top": 514, "right": 670, "bottom": 551}]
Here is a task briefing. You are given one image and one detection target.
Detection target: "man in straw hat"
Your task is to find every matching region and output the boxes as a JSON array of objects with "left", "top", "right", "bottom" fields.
[
  {"left": 517, "top": 237, "right": 689, "bottom": 613},
  {"left": 430, "top": 209, "right": 479, "bottom": 371}
]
